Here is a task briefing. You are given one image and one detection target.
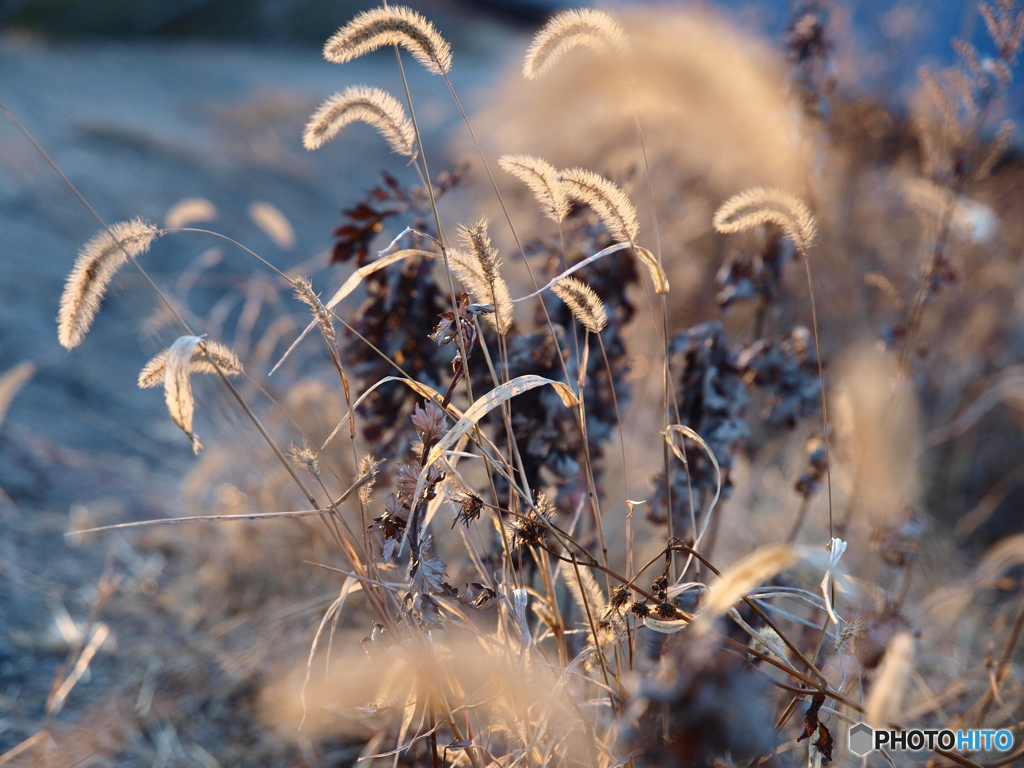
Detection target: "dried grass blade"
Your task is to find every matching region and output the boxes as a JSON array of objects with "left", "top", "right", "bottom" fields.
[
  {"left": 270, "top": 249, "right": 438, "bottom": 375},
  {"left": 665, "top": 424, "right": 721, "bottom": 551},
  {"left": 513, "top": 241, "right": 634, "bottom": 302},
  {"left": 48, "top": 623, "right": 110, "bottom": 716},
  {"left": 695, "top": 545, "right": 798, "bottom": 633},
  {"left": 321, "top": 376, "right": 453, "bottom": 451},
  {"left": 643, "top": 616, "right": 689, "bottom": 634},
  {"left": 634, "top": 246, "right": 668, "bottom": 293},
  {"left": 301, "top": 576, "right": 361, "bottom": 729},
  {"left": 413, "top": 376, "right": 578, "bottom": 504},
  {"left": 67, "top": 507, "right": 334, "bottom": 536},
  {"left": 864, "top": 631, "right": 916, "bottom": 728}
]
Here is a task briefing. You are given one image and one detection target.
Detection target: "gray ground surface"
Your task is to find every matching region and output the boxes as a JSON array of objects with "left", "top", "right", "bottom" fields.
[{"left": 0, "top": 26, "right": 516, "bottom": 488}]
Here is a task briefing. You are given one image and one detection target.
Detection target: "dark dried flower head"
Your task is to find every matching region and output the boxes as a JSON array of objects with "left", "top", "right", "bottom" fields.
[
  {"left": 609, "top": 584, "right": 629, "bottom": 611},
  {"left": 450, "top": 491, "right": 483, "bottom": 528},
  {"left": 629, "top": 601, "right": 650, "bottom": 619},
  {"left": 651, "top": 574, "right": 668, "bottom": 596},
  {"left": 509, "top": 495, "right": 554, "bottom": 550},
  {"left": 654, "top": 602, "right": 679, "bottom": 620},
  {"left": 324, "top": 5, "right": 452, "bottom": 75}
]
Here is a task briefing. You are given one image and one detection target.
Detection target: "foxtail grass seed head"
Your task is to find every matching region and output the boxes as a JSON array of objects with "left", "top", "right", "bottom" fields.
[
  {"left": 712, "top": 187, "right": 817, "bottom": 254},
  {"left": 357, "top": 454, "right": 382, "bottom": 505},
  {"left": 248, "top": 201, "right": 295, "bottom": 249},
  {"left": 551, "top": 277, "right": 607, "bottom": 333},
  {"left": 323, "top": 6, "right": 452, "bottom": 75},
  {"left": 164, "top": 197, "right": 217, "bottom": 229},
  {"left": 559, "top": 167, "right": 639, "bottom": 243},
  {"left": 58, "top": 218, "right": 160, "bottom": 349},
  {"left": 452, "top": 218, "right": 513, "bottom": 334},
  {"left": 498, "top": 154, "right": 569, "bottom": 223},
  {"left": 293, "top": 277, "right": 336, "bottom": 345},
  {"left": 523, "top": 9, "right": 628, "bottom": 79},
  {"left": 303, "top": 86, "right": 417, "bottom": 157},
  {"left": 138, "top": 339, "right": 243, "bottom": 389},
  {"left": 160, "top": 336, "right": 209, "bottom": 454}
]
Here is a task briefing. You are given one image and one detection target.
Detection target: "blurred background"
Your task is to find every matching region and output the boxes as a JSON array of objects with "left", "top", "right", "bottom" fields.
[{"left": 2, "top": 1, "right": 1023, "bottom": 765}]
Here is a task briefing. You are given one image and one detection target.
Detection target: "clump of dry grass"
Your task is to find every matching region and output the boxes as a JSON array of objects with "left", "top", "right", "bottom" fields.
[{"left": 14, "top": 2, "right": 1024, "bottom": 768}]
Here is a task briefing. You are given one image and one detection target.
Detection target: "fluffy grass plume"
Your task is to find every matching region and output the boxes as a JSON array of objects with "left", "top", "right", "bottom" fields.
[
  {"left": 712, "top": 186, "right": 816, "bottom": 253},
  {"left": 451, "top": 218, "right": 513, "bottom": 334},
  {"left": 560, "top": 167, "right": 639, "bottom": 243},
  {"left": 303, "top": 86, "right": 416, "bottom": 156},
  {"left": 58, "top": 218, "right": 160, "bottom": 349},
  {"left": 551, "top": 276, "right": 607, "bottom": 333},
  {"left": 323, "top": 6, "right": 452, "bottom": 75},
  {"left": 498, "top": 154, "right": 570, "bottom": 223},
  {"left": 164, "top": 197, "right": 217, "bottom": 228},
  {"left": 159, "top": 335, "right": 218, "bottom": 454},
  {"left": 292, "top": 277, "right": 336, "bottom": 345},
  {"left": 248, "top": 201, "right": 296, "bottom": 249},
  {"left": 523, "top": 9, "right": 627, "bottom": 80},
  {"left": 138, "top": 339, "right": 243, "bottom": 389}
]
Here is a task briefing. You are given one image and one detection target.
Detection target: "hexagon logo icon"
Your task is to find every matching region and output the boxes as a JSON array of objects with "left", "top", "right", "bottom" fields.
[{"left": 849, "top": 722, "right": 874, "bottom": 756}]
